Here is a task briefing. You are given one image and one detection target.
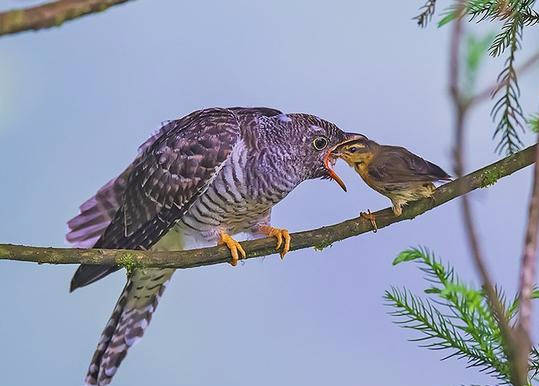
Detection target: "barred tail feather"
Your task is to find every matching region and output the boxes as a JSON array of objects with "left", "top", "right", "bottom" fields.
[{"left": 85, "top": 268, "right": 175, "bottom": 386}]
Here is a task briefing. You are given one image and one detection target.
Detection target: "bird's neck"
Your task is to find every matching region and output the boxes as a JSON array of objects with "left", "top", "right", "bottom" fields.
[
  {"left": 351, "top": 151, "right": 376, "bottom": 179},
  {"left": 354, "top": 161, "right": 370, "bottom": 181}
]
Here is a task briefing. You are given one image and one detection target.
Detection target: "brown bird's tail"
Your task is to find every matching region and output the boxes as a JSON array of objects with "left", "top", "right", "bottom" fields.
[
  {"left": 84, "top": 268, "right": 175, "bottom": 386},
  {"left": 425, "top": 160, "right": 452, "bottom": 181}
]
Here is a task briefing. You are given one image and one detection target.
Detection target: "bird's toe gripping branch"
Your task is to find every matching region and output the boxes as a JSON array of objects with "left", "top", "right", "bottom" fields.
[
  {"left": 259, "top": 225, "right": 291, "bottom": 259},
  {"left": 360, "top": 210, "right": 378, "bottom": 233},
  {"left": 219, "top": 231, "right": 246, "bottom": 266}
]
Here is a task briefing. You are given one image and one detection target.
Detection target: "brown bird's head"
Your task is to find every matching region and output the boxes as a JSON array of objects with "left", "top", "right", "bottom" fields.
[
  {"left": 320, "top": 133, "right": 368, "bottom": 191},
  {"left": 329, "top": 137, "right": 380, "bottom": 167}
]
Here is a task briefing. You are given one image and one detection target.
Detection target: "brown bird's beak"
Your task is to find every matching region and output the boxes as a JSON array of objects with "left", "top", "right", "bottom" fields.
[{"left": 323, "top": 133, "right": 366, "bottom": 192}]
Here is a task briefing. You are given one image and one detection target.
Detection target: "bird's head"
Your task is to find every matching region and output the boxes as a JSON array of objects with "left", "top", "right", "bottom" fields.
[
  {"left": 271, "top": 113, "right": 365, "bottom": 192},
  {"left": 329, "top": 138, "right": 380, "bottom": 168}
]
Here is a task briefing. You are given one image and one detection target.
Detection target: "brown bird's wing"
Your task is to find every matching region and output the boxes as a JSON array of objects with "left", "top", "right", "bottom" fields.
[{"left": 367, "top": 145, "right": 451, "bottom": 184}]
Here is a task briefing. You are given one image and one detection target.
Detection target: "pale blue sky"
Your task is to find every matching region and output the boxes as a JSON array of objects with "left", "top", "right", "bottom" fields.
[{"left": 1, "top": 1, "right": 538, "bottom": 385}]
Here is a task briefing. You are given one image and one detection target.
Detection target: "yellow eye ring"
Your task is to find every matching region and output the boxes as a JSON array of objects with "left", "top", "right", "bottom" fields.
[{"left": 312, "top": 136, "right": 329, "bottom": 151}]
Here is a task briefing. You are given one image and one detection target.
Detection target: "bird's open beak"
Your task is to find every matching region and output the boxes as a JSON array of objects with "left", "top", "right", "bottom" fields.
[
  {"left": 323, "top": 151, "right": 347, "bottom": 191},
  {"left": 323, "top": 133, "right": 366, "bottom": 192}
]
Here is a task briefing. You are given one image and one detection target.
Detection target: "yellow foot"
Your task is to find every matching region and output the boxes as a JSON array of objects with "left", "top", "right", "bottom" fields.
[
  {"left": 360, "top": 210, "right": 378, "bottom": 233},
  {"left": 219, "top": 231, "right": 246, "bottom": 266},
  {"left": 259, "top": 225, "right": 291, "bottom": 259}
]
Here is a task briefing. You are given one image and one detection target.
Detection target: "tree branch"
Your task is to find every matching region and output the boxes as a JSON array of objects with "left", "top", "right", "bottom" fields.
[
  {"left": 448, "top": 6, "right": 526, "bottom": 384},
  {"left": 0, "top": 145, "right": 535, "bottom": 269},
  {"left": 515, "top": 135, "right": 539, "bottom": 379},
  {"left": 469, "top": 50, "right": 539, "bottom": 107},
  {"left": 0, "top": 0, "right": 136, "bottom": 37}
]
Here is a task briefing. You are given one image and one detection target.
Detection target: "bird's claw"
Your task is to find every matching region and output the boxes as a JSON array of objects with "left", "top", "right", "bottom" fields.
[
  {"left": 360, "top": 210, "right": 378, "bottom": 233},
  {"left": 219, "top": 231, "right": 246, "bottom": 266},
  {"left": 259, "top": 225, "right": 291, "bottom": 259}
]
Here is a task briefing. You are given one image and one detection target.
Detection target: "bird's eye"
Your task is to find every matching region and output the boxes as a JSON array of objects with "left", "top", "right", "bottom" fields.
[
  {"left": 347, "top": 143, "right": 365, "bottom": 153},
  {"left": 312, "top": 136, "right": 329, "bottom": 151}
]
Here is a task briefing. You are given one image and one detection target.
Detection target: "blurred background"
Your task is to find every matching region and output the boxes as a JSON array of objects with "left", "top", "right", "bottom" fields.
[{"left": 1, "top": 1, "right": 538, "bottom": 385}]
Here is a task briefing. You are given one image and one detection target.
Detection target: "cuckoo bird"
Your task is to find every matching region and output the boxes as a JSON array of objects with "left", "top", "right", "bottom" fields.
[
  {"left": 330, "top": 137, "right": 451, "bottom": 231},
  {"left": 66, "top": 107, "right": 363, "bottom": 385}
]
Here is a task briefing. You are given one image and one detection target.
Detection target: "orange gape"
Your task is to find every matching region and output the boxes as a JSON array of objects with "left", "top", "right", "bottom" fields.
[{"left": 323, "top": 151, "right": 348, "bottom": 192}]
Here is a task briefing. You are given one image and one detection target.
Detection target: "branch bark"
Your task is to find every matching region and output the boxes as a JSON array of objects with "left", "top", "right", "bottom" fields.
[
  {"left": 469, "top": 50, "right": 539, "bottom": 107},
  {"left": 515, "top": 136, "right": 539, "bottom": 379},
  {"left": 0, "top": 0, "right": 135, "bottom": 37},
  {"left": 448, "top": 6, "right": 527, "bottom": 385},
  {"left": 0, "top": 145, "right": 535, "bottom": 269}
]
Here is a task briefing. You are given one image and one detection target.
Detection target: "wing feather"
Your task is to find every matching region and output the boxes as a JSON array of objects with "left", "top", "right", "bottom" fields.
[
  {"left": 66, "top": 120, "right": 176, "bottom": 248},
  {"left": 368, "top": 145, "right": 451, "bottom": 184},
  {"left": 95, "top": 108, "right": 240, "bottom": 250},
  {"left": 70, "top": 108, "right": 241, "bottom": 290},
  {"left": 69, "top": 107, "right": 282, "bottom": 290}
]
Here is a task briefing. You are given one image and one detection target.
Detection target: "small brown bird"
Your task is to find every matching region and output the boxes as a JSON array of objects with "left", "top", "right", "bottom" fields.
[{"left": 330, "top": 138, "right": 451, "bottom": 230}]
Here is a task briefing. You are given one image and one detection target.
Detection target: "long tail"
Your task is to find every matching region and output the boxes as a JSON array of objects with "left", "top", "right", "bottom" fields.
[{"left": 85, "top": 268, "right": 175, "bottom": 386}]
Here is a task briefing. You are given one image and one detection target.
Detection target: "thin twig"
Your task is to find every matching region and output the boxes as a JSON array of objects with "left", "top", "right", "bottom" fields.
[
  {"left": 469, "top": 50, "right": 539, "bottom": 106},
  {"left": 0, "top": 0, "right": 135, "bottom": 37},
  {"left": 448, "top": 4, "right": 526, "bottom": 385},
  {"left": 414, "top": 0, "right": 437, "bottom": 28},
  {"left": 0, "top": 145, "right": 535, "bottom": 269},
  {"left": 448, "top": 1, "right": 463, "bottom": 107},
  {"left": 515, "top": 135, "right": 539, "bottom": 380}
]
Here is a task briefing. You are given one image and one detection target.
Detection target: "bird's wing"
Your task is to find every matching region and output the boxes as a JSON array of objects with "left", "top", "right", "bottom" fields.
[
  {"left": 66, "top": 107, "right": 282, "bottom": 250},
  {"left": 66, "top": 121, "right": 177, "bottom": 249},
  {"left": 96, "top": 108, "right": 240, "bottom": 250},
  {"left": 368, "top": 146, "right": 451, "bottom": 184},
  {"left": 70, "top": 108, "right": 242, "bottom": 290}
]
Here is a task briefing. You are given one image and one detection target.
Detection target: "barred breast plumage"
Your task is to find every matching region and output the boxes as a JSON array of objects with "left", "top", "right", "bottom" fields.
[{"left": 178, "top": 138, "right": 299, "bottom": 241}]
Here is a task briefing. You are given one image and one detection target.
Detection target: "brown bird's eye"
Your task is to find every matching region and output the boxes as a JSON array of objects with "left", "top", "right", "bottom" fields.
[
  {"left": 347, "top": 143, "right": 365, "bottom": 153},
  {"left": 312, "top": 136, "right": 328, "bottom": 151}
]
